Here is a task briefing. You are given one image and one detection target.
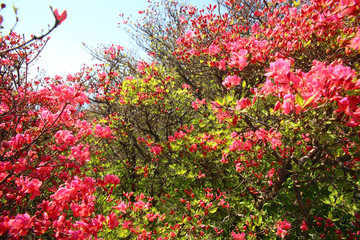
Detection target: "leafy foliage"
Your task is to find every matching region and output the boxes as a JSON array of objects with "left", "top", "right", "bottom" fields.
[{"left": 1, "top": 0, "right": 360, "bottom": 239}]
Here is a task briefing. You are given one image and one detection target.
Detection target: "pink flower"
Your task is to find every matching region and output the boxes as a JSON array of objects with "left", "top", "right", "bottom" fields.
[
  {"left": 51, "top": 187, "right": 72, "bottom": 202},
  {"left": 349, "top": 28, "right": 360, "bottom": 50},
  {"left": 0, "top": 215, "right": 9, "bottom": 235},
  {"left": 186, "top": 5, "right": 196, "bottom": 15},
  {"left": 76, "top": 120, "right": 93, "bottom": 137},
  {"left": 179, "top": 15, "right": 186, "bottom": 23},
  {"left": 150, "top": 145, "right": 162, "bottom": 156},
  {"left": 208, "top": 44, "right": 221, "bottom": 55},
  {"left": 104, "top": 174, "right": 120, "bottom": 185},
  {"left": 182, "top": 83, "right": 191, "bottom": 89},
  {"left": 267, "top": 168, "right": 275, "bottom": 179},
  {"left": 235, "top": 163, "right": 245, "bottom": 172},
  {"left": 260, "top": 79, "right": 276, "bottom": 96},
  {"left": 228, "top": 50, "right": 248, "bottom": 70},
  {"left": 122, "top": 220, "right": 132, "bottom": 229},
  {"left": 192, "top": 98, "right": 206, "bottom": 111},
  {"left": 282, "top": 93, "right": 294, "bottom": 115},
  {"left": 71, "top": 202, "right": 91, "bottom": 217},
  {"left": 274, "top": 101, "right": 281, "bottom": 111},
  {"left": 98, "top": 71, "right": 107, "bottom": 80},
  {"left": 113, "top": 201, "right": 128, "bottom": 214},
  {"left": 219, "top": 58, "right": 226, "bottom": 70},
  {"left": 50, "top": 84, "right": 84, "bottom": 104},
  {"left": 189, "top": 144, "right": 198, "bottom": 152},
  {"left": 16, "top": 176, "right": 42, "bottom": 200},
  {"left": 53, "top": 8, "right": 67, "bottom": 24},
  {"left": 300, "top": 220, "right": 308, "bottom": 231},
  {"left": 255, "top": 128, "right": 268, "bottom": 140},
  {"left": 133, "top": 200, "right": 147, "bottom": 212},
  {"left": 95, "top": 124, "right": 112, "bottom": 138},
  {"left": 251, "top": 22, "right": 260, "bottom": 33},
  {"left": 107, "top": 212, "right": 119, "bottom": 229},
  {"left": 222, "top": 75, "right": 242, "bottom": 88},
  {"left": 198, "top": 171, "right": 205, "bottom": 179},
  {"left": 54, "top": 130, "right": 75, "bottom": 145},
  {"left": 231, "top": 232, "right": 246, "bottom": 240},
  {"left": 229, "top": 139, "right": 252, "bottom": 152},
  {"left": 276, "top": 219, "right": 291, "bottom": 239},
  {"left": 137, "top": 61, "right": 146, "bottom": 73},
  {"left": 1, "top": 58, "right": 13, "bottom": 66},
  {"left": 236, "top": 98, "right": 251, "bottom": 110},
  {"left": 174, "top": 131, "right": 186, "bottom": 138},
  {"left": 170, "top": 231, "right": 177, "bottom": 238},
  {"left": 339, "top": 0, "right": 359, "bottom": 16},
  {"left": 40, "top": 109, "right": 57, "bottom": 125},
  {"left": 185, "top": 30, "right": 195, "bottom": 40},
  {"left": 8, "top": 134, "right": 28, "bottom": 150},
  {"left": 8, "top": 213, "right": 32, "bottom": 236},
  {"left": 71, "top": 144, "right": 90, "bottom": 165},
  {"left": 265, "top": 58, "right": 291, "bottom": 79},
  {"left": 215, "top": 227, "right": 224, "bottom": 235},
  {"left": 337, "top": 97, "right": 350, "bottom": 113},
  {"left": 146, "top": 212, "right": 159, "bottom": 221},
  {"left": 189, "top": 48, "right": 197, "bottom": 55}
]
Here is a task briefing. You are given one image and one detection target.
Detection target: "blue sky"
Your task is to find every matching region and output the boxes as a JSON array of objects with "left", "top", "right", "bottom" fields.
[
  {"left": 0, "top": 0, "right": 161, "bottom": 76},
  {"left": 1, "top": 0, "right": 210, "bottom": 77}
]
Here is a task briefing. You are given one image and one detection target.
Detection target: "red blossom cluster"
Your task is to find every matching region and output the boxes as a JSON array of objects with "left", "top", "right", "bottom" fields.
[{"left": 1, "top": 0, "right": 360, "bottom": 239}]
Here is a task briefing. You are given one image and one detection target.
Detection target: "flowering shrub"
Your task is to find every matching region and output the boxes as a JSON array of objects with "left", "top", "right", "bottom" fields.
[{"left": 1, "top": 0, "right": 360, "bottom": 239}]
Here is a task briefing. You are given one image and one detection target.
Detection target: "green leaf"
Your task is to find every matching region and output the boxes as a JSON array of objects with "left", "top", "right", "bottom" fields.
[
  {"left": 329, "top": 195, "right": 336, "bottom": 204},
  {"left": 323, "top": 133, "right": 336, "bottom": 144},
  {"left": 117, "top": 228, "right": 130, "bottom": 238},
  {"left": 226, "top": 94, "right": 234, "bottom": 103},
  {"left": 303, "top": 94, "right": 318, "bottom": 107},
  {"left": 293, "top": 0, "right": 300, "bottom": 7},
  {"left": 209, "top": 207, "right": 218, "bottom": 214},
  {"left": 176, "top": 168, "right": 187, "bottom": 175},
  {"left": 199, "top": 121, "right": 206, "bottom": 128},
  {"left": 295, "top": 94, "right": 304, "bottom": 106},
  {"left": 321, "top": 198, "right": 331, "bottom": 205},
  {"left": 304, "top": 40, "right": 311, "bottom": 47},
  {"left": 336, "top": 195, "right": 344, "bottom": 204},
  {"left": 187, "top": 171, "right": 195, "bottom": 179},
  {"left": 328, "top": 185, "right": 338, "bottom": 196},
  {"left": 344, "top": 192, "right": 353, "bottom": 202}
]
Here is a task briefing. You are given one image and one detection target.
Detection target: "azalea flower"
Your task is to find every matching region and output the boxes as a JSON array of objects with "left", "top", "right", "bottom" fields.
[
  {"left": 222, "top": 75, "right": 241, "bottom": 88},
  {"left": 276, "top": 219, "right": 291, "bottom": 239},
  {"left": 52, "top": 8, "right": 67, "bottom": 24}
]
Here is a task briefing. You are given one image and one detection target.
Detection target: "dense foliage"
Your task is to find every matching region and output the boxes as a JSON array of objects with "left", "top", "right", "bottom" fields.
[{"left": 0, "top": 0, "right": 360, "bottom": 239}]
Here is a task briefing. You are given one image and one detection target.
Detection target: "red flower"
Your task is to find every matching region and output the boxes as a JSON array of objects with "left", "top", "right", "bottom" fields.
[
  {"left": 8, "top": 213, "right": 32, "bottom": 236},
  {"left": 276, "top": 219, "right": 291, "bottom": 239},
  {"left": 53, "top": 8, "right": 67, "bottom": 24},
  {"left": 222, "top": 75, "right": 242, "bottom": 89},
  {"left": 349, "top": 28, "right": 360, "bottom": 50},
  {"left": 107, "top": 212, "right": 119, "bottom": 229},
  {"left": 231, "top": 232, "right": 246, "bottom": 240},
  {"left": 300, "top": 220, "right": 308, "bottom": 231},
  {"left": 150, "top": 145, "right": 162, "bottom": 156},
  {"left": 236, "top": 98, "right": 251, "bottom": 110}
]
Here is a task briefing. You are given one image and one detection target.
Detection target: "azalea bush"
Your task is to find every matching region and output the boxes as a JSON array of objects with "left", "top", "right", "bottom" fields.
[
  {"left": 87, "top": 0, "right": 360, "bottom": 239},
  {"left": 0, "top": 6, "right": 116, "bottom": 240},
  {"left": 0, "top": 0, "right": 360, "bottom": 239}
]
